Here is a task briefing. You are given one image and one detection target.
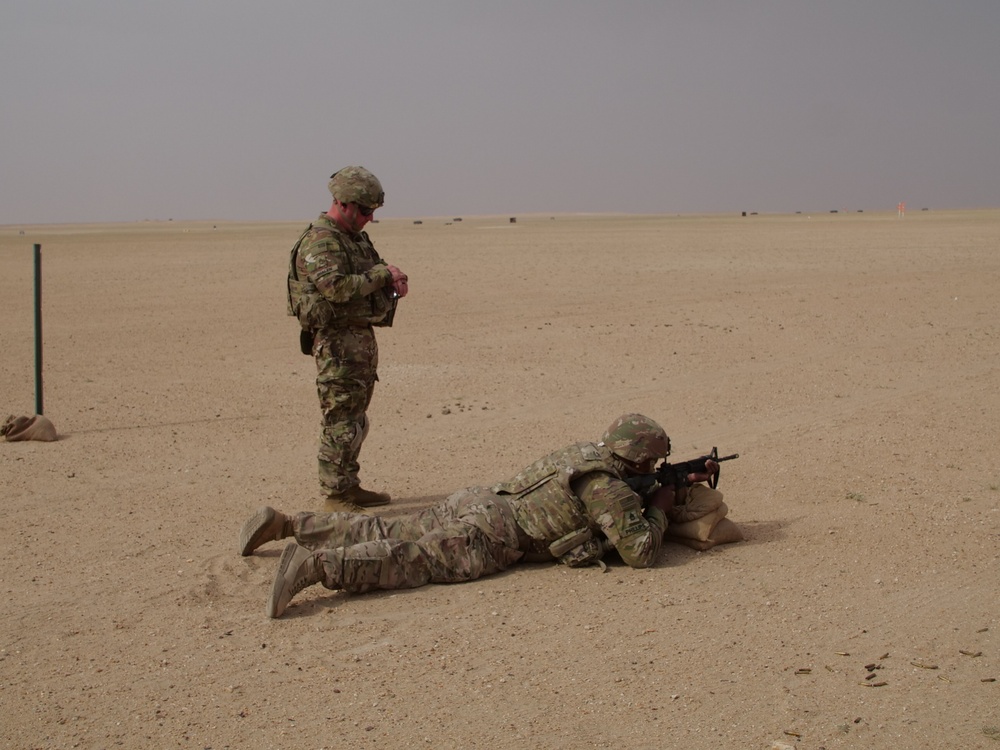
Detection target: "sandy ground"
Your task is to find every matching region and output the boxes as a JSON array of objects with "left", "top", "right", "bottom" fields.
[{"left": 2, "top": 209, "right": 998, "bottom": 749}]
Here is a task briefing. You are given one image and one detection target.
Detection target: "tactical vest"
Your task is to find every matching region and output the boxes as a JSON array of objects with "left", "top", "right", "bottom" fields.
[
  {"left": 492, "top": 442, "right": 624, "bottom": 563},
  {"left": 287, "top": 218, "right": 397, "bottom": 330}
]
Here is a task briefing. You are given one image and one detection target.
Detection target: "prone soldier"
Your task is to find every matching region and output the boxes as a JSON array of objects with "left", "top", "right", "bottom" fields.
[{"left": 239, "top": 414, "right": 741, "bottom": 618}]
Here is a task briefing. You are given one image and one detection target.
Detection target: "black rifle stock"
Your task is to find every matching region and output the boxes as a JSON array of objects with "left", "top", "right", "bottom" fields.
[{"left": 625, "top": 446, "right": 739, "bottom": 496}]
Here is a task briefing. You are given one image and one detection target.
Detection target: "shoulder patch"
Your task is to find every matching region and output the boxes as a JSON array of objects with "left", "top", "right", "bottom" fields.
[{"left": 615, "top": 495, "right": 647, "bottom": 538}]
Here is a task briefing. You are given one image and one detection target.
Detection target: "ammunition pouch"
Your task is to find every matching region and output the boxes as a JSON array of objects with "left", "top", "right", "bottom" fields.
[
  {"left": 371, "top": 287, "right": 398, "bottom": 328},
  {"left": 299, "top": 329, "right": 314, "bottom": 356},
  {"left": 549, "top": 528, "right": 606, "bottom": 568}
]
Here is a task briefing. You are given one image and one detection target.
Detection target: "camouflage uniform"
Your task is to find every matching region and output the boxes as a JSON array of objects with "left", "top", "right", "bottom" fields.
[
  {"left": 288, "top": 486, "right": 525, "bottom": 593},
  {"left": 493, "top": 440, "right": 668, "bottom": 568},
  {"left": 288, "top": 196, "right": 396, "bottom": 497},
  {"left": 273, "top": 440, "right": 667, "bottom": 594},
  {"left": 256, "top": 414, "right": 675, "bottom": 615}
]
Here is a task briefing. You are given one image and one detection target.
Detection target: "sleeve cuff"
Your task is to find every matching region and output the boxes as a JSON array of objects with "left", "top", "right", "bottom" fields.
[{"left": 646, "top": 505, "right": 669, "bottom": 534}]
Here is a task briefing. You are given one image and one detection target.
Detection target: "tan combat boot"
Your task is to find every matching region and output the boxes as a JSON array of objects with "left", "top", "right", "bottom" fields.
[
  {"left": 267, "top": 542, "right": 324, "bottom": 618},
  {"left": 239, "top": 506, "right": 292, "bottom": 556}
]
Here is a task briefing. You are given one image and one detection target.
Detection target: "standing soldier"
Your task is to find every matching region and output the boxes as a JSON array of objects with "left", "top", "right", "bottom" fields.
[{"left": 287, "top": 167, "right": 408, "bottom": 510}]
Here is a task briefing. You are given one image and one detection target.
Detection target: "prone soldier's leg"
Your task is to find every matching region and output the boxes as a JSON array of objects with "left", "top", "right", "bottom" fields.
[
  {"left": 293, "top": 505, "right": 449, "bottom": 551},
  {"left": 316, "top": 523, "right": 519, "bottom": 594},
  {"left": 318, "top": 487, "right": 527, "bottom": 593},
  {"left": 267, "top": 490, "right": 526, "bottom": 616},
  {"left": 242, "top": 498, "right": 454, "bottom": 557}
]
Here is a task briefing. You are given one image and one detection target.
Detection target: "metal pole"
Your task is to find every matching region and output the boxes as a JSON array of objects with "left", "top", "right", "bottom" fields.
[{"left": 34, "top": 243, "right": 43, "bottom": 415}]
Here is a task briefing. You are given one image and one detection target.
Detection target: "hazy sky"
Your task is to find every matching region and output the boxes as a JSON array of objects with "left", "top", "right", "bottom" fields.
[{"left": 2, "top": 1, "right": 998, "bottom": 224}]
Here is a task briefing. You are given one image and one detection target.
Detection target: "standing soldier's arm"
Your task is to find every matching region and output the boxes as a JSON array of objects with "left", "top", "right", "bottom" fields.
[
  {"left": 302, "top": 237, "right": 393, "bottom": 304},
  {"left": 573, "top": 472, "right": 667, "bottom": 568}
]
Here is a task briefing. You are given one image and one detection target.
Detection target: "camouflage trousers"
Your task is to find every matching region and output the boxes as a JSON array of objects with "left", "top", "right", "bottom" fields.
[
  {"left": 291, "top": 487, "right": 527, "bottom": 594},
  {"left": 313, "top": 325, "right": 378, "bottom": 495}
]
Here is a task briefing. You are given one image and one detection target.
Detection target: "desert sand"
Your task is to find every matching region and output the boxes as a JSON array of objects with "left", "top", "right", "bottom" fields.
[{"left": 2, "top": 209, "right": 998, "bottom": 749}]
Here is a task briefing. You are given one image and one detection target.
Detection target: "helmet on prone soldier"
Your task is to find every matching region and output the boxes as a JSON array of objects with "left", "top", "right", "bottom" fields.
[
  {"left": 328, "top": 166, "right": 385, "bottom": 209},
  {"left": 600, "top": 413, "right": 670, "bottom": 466}
]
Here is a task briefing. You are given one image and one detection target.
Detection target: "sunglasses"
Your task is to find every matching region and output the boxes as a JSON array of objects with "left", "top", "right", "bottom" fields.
[{"left": 355, "top": 203, "right": 376, "bottom": 217}]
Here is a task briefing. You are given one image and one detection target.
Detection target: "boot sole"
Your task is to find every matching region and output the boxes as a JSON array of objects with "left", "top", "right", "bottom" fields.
[
  {"left": 322, "top": 498, "right": 373, "bottom": 514},
  {"left": 267, "top": 541, "right": 303, "bottom": 618},
  {"left": 354, "top": 498, "right": 391, "bottom": 507},
  {"left": 324, "top": 493, "right": 391, "bottom": 509},
  {"left": 239, "top": 506, "right": 275, "bottom": 556}
]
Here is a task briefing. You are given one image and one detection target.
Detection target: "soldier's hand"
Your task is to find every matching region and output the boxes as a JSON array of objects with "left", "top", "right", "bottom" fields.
[
  {"left": 648, "top": 485, "right": 676, "bottom": 514},
  {"left": 387, "top": 264, "right": 409, "bottom": 298},
  {"left": 687, "top": 459, "right": 718, "bottom": 485}
]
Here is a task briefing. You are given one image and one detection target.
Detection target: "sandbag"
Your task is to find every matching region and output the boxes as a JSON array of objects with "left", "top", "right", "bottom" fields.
[
  {"left": 2, "top": 414, "right": 58, "bottom": 442},
  {"left": 669, "top": 484, "right": 725, "bottom": 523},
  {"left": 670, "top": 517, "right": 744, "bottom": 551},
  {"left": 666, "top": 484, "right": 742, "bottom": 550}
]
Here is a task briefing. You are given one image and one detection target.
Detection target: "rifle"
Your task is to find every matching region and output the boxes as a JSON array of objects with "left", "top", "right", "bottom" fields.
[{"left": 624, "top": 447, "right": 739, "bottom": 496}]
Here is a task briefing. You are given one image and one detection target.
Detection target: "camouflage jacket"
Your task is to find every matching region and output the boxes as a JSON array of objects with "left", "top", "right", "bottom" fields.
[
  {"left": 287, "top": 213, "right": 396, "bottom": 330},
  {"left": 492, "top": 442, "right": 668, "bottom": 568}
]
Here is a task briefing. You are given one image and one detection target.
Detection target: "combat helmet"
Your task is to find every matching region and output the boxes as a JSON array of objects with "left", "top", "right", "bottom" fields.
[
  {"left": 600, "top": 413, "right": 670, "bottom": 466},
  {"left": 328, "top": 166, "right": 385, "bottom": 208}
]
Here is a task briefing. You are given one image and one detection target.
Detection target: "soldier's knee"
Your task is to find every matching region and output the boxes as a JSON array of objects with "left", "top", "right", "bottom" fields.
[{"left": 349, "top": 414, "right": 369, "bottom": 453}]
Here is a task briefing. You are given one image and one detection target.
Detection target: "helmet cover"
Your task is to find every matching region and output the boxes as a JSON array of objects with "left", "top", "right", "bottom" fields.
[
  {"left": 600, "top": 413, "right": 669, "bottom": 465},
  {"left": 328, "top": 166, "right": 385, "bottom": 208}
]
